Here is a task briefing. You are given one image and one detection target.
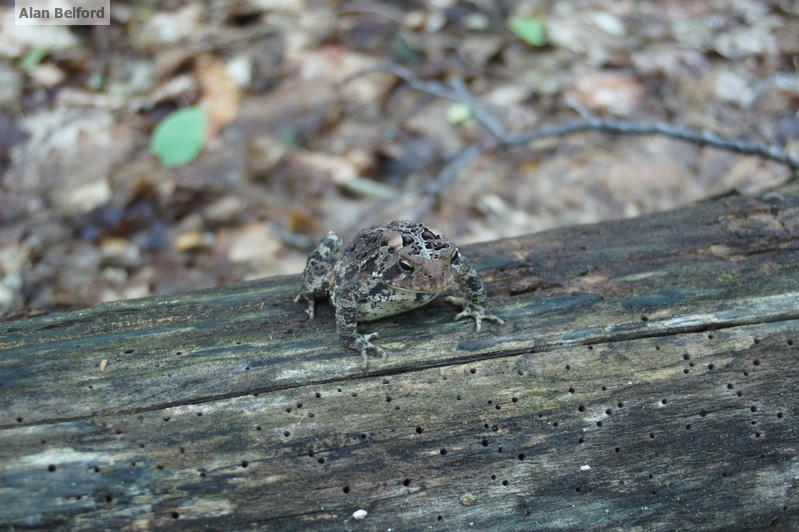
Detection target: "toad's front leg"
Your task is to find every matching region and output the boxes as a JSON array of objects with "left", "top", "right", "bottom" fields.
[
  {"left": 446, "top": 250, "right": 505, "bottom": 332},
  {"left": 334, "top": 289, "right": 386, "bottom": 369}
]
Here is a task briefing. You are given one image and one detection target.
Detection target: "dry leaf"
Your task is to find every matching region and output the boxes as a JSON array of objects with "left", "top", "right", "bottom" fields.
[
  {"left": 175, "top": 232, "right": 211, "bottom": 252},
  {"left": 196, "top": 55, "right": 240, "bottom": 138},
  {"left": 567, "top": 71, "right": 644, "bottom": 116}
]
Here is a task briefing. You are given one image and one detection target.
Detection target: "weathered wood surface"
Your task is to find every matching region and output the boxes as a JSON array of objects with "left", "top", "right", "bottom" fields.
[{"left": 1, "top": 185, "right": 798, "bottom": 530}]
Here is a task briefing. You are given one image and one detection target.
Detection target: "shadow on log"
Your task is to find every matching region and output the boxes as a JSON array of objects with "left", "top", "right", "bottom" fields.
[{"left": 1, "top": 185, "right": 798, "bottom": 529}]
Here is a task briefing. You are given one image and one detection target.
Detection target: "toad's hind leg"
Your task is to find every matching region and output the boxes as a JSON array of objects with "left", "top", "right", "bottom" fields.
[{"left": 295, "top": 231, "right": 342, "bottom": 319}]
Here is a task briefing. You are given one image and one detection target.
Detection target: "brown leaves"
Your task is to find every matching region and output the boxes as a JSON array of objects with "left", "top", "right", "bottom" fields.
[
  {"left": 196, "top": 56, "right": 240, "bottom": 139},
  {"left": 2, "top": 0, "right": 798, "bottom": 318},
  {"left": 567, "top": 71, "right": 644, "bottom": 117}
]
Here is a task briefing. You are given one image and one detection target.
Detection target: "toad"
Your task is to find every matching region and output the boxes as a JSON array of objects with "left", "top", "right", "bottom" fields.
[{"left": 295, "top": 221, "right": 504, "bottom": 368}]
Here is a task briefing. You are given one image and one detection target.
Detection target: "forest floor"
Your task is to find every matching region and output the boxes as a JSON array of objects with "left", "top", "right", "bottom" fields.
[{"left": 1, "top": 0, "right": 797, "bottom": 317}]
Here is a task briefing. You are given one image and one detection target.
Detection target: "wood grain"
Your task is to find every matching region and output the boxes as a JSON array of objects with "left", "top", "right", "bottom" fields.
[{"left": 0, "top": 186, "right": 798, "bottom": 529}]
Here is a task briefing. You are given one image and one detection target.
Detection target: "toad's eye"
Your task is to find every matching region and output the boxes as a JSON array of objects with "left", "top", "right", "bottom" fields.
[{"left": 399, "top": 260, "right": 414, "bottom": 272}]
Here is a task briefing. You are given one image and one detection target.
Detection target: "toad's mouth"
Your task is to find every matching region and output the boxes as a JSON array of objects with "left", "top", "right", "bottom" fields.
[{"left": 386, "top": 284, "right": 446, "bottom": 294}]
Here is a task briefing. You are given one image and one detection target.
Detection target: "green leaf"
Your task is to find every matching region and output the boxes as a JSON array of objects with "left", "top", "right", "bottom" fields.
[
  {"left": 87, "top": 72, "right": 104, "bottom": 90},
  {"left": 150, "top": 107, "right": 206, "bottom": 168},
  {"left": 280, "top": 127, "right": 299, "bottom": 147},
  {"left": 390, "top": 31, "right": 423, "bottom": 65},
  {"left": 446, "top": 103, "right": 474, "bottom": 125},
  {"left": 341, "top": 176, "right": 396, "bottom": 199},
  {"left": 20, "top": 47, "right": 49, "bottom": 70},
  {"left": 509, "top": 17, "right": 547, "bottom": 47}
]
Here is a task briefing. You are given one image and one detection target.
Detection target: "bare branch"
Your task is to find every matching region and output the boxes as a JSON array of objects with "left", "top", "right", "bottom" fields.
[
  {"left": 502, "top": 118, "right": 799, "bottom": 170},
  {"left": 382, "top": 64, "right": 456, "bottom": 101},
  {"left": 375, "top": 64, "right": 799, "bottom": 171},
  {"left": 446, "top": 77, "right": 507, "bottom": 140},
  {"left": 420, "top": 142, "right": 483, "bottom": 197},
  {"left": 348, "top": 63, "right": 798, "bottom": 224}
]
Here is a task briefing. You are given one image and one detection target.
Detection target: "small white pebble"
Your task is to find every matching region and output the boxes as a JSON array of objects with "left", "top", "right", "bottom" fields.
[
  {"left": 459, "top": 493, "right": 477, "bottom": 506},
  {"left": 352, "top": 509, "right": 367, "bottom": 520},
  {"left": 580, "top": 464, "right": 591, "bottom": 471}
]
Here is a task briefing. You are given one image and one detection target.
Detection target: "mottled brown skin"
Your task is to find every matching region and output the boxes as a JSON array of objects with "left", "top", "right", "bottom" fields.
[{"left": 295, "top": 221, "right": 504, "bottom": 367}]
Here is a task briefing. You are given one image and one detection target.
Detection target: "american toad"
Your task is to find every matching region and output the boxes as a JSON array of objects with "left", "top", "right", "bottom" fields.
[{"left": 295, "top": 221, "right": 504, "bottom": 367}]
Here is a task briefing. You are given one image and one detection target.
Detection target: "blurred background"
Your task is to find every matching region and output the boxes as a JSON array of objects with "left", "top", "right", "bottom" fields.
[{"left": 0, "top": 0, "right": 797, "bottom": 318}]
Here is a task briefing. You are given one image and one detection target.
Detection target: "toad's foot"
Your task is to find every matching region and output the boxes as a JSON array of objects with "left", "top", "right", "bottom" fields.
[
  {"left": 354, "top": 332, "right": 387, "bottom": 369},
  {"left": 294, "top": 293, "right": 316, "bottom": 320},
  {"left": 445, "top": 296, "right": 506, "bottom": 333}
]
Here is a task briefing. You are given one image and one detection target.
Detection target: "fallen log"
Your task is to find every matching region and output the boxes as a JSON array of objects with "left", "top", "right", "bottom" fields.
[{"left": 1, "top": 185, "right": 797, "bottom": 529}]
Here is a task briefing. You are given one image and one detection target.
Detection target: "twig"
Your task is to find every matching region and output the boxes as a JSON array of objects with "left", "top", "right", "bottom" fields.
[
  {"left": 502, "top": 118, "right": 799, "bottom": 170},
  {"left": 446, "top": 77, "right": 507, "bottom": 140},
  {"left": 419, "top": 142, "right": 483, "bottom": 196},
  {"left": 366, "top": 65, "right": 799, "bottom": 198}
]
